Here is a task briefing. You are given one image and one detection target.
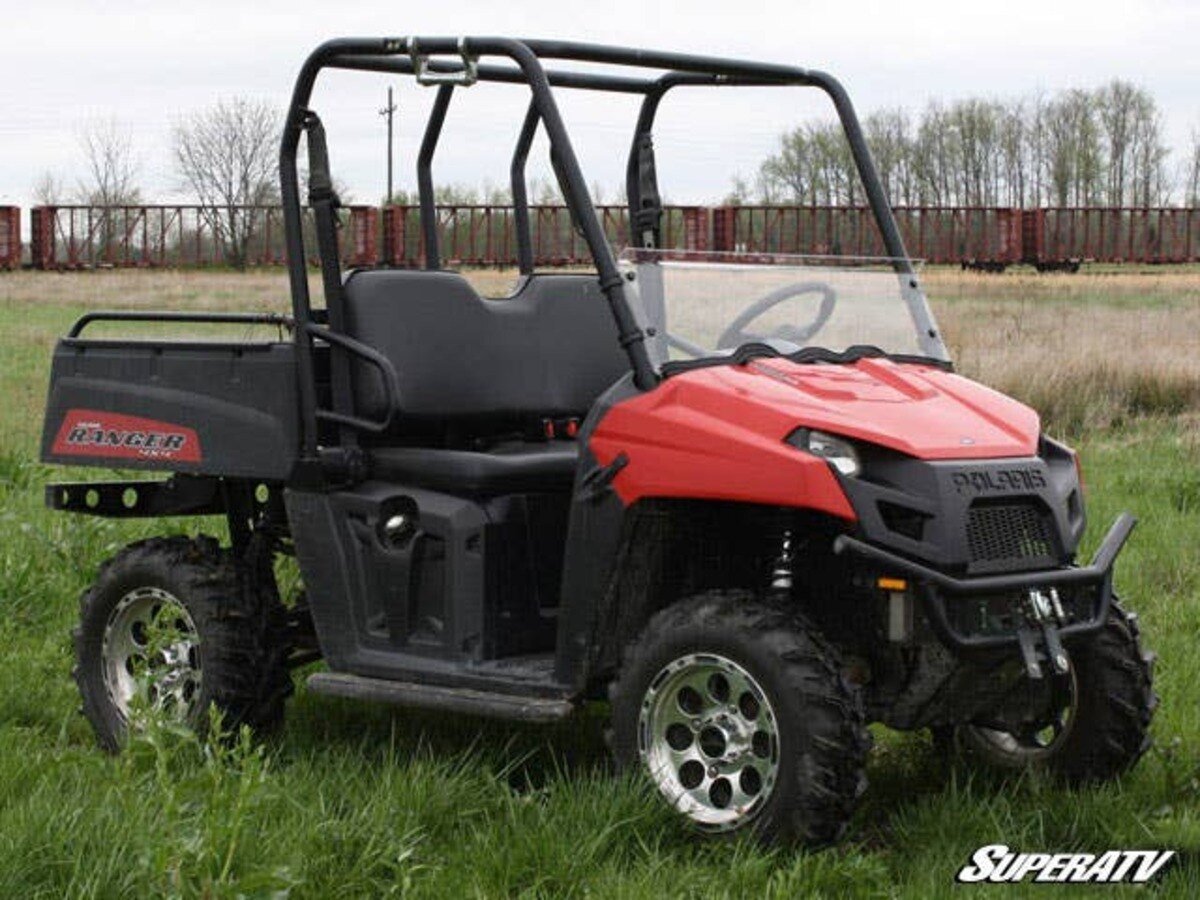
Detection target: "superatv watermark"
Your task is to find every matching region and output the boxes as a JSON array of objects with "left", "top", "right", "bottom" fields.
[{"left": 956, "top": 844, "right": 1175, "bottom": 884}]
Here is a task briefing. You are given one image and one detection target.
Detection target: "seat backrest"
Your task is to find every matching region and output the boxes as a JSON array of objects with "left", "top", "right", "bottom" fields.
[{"left": 341, "top": 269, "right": 628, "bottom": 435}]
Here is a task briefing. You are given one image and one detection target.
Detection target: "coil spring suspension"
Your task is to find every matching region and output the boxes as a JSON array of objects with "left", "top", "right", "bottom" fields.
[{"left": 769, "top": 528, "right": 795, "bottom": 595}]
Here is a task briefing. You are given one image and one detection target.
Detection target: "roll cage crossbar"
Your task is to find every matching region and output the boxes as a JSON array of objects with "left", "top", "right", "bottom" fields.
[{"left": 280, "top": 37, "right": 933, "bottom": 462}]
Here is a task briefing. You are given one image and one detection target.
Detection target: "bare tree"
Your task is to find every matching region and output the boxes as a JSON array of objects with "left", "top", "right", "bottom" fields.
[
  {"left": 1185, "top": 126, "right": 1200, "bottom": 206},
  {"left": 998, "top": 100, "right": 1028, "bottom": 206},
  {"left": 865, "top": 109, "right": 915, "bottom": 205},
  {"left": 32, "top": 171, "right": 67, "bottom": 206},
  {"left": 1024, "top": 93, "right": 1049, "bottom": 206},
  {"left": 760, "top": 122, "right": 860, "bottom": 206},
  {"left": 1040, "top": 90, "right": 1103, "bottom": 206},
  {"left": 914, "top": 102, "right": 953, "bottom": 206},
  {"left": 76, "top": 117, "right": 141, "bottom": 207},
  {"left": 74, "top": 118, "right": 142, "bottom": 262},
  {"left": 1097, "top": 80, "right": 1139, "bottom": 205},
  {"left": 760, "top": 126, "right": 816, "bottom": 202},
  {"left": 1130, "top": 100, "right": 1171, "bottom": 206},
  {"left": 723, "top": 174, "right": 753, "bottom": 206},
  {"left": 173, "top": 97, "right": 280, "bottom": 269},
  {"left": 948, "top": 99, "right": 1004, "bottom": 205}
]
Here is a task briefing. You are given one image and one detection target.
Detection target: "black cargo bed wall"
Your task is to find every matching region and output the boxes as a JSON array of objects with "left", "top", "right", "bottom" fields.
[{"left": 40, "top": 341, "right": 300, "bottom": 480}]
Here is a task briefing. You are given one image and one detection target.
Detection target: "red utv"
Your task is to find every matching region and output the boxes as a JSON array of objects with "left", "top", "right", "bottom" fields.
[{"left": 41, "top": 37, "right": 1155, "bottom": 845}]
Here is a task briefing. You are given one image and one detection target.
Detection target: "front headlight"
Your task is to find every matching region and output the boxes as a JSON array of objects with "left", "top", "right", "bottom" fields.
[{"left": 789, "top": 428, "right": 861, "bottom": 477}]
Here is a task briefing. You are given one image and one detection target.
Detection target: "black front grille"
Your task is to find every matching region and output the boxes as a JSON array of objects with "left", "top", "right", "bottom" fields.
[{"left": 966, "top": 501, "right": 1055, "bottom": 571}]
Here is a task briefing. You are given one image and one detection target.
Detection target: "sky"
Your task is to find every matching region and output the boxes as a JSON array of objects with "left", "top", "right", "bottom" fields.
[{"left": 1, "top": 0, "right": 1198, "bottom": 213}]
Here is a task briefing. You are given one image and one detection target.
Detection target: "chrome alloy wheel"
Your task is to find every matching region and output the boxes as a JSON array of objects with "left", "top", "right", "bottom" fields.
[
  {"left": 101, "top": 586, "right": 202, "bottom": 721},
  {"left": 638, "top": 652, "right": 780, "bottom": 830}
]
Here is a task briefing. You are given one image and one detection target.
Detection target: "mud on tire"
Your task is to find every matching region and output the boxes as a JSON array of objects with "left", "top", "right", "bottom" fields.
[
  {"left": 73, "top": 536, "right": 293, "bottom": 751},
  {"left": 608, "top": 590, "right": 871, "bottom": 846}
]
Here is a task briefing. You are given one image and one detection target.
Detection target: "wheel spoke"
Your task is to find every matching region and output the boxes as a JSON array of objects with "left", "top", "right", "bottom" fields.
[
  {"left": 728, "top": 764, "right": 767, "bottom": 813},
  {"left": 679, "top": 669, "right": 722, "bottom": 716},
  {"left": 657, "top": 700, "right": 696, "bottom": 731},
  {"left": 723, "top": 670, "right": 754, "bottom": 709},
  {"left": 666, "top": 744, "right": 704, "bottom": 773}
]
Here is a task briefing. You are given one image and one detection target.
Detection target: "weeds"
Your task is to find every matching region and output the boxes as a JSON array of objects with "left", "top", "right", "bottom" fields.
[{"left": 120, "top": 706, "right": 291, "bottom": 896}]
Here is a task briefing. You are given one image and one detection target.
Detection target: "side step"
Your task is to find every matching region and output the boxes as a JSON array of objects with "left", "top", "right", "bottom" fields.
[{"left": 306, "top": 672, "right": 577, "bottom": 723}]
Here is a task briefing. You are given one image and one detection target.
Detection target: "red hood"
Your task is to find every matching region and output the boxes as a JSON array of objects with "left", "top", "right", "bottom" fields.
[
  {"left": 640, "top": 358, "right": 1041, "bottom": 460},
  {"left": 587, "top": 356, "right": 1040, "bottom": 516}
]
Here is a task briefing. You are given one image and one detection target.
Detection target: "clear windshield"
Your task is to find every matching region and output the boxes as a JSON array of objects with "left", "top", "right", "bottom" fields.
[{"left": 621, "top": 250, "right": 948, "bottom": 370}]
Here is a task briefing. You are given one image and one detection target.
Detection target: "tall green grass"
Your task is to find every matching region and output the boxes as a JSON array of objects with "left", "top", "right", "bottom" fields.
[{"left": 0, "top": 276, "right": 1197, "bottom": 896}]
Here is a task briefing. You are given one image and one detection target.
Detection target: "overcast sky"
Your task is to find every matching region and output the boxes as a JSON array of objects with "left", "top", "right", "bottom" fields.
[{"left": 1, "top": 0, "right": 1197, "bottom": 211}]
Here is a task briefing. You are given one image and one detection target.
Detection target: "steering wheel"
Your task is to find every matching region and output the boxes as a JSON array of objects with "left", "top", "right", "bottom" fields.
[{"left": 716, "top": 281, "right": 838, "bottom": 350}]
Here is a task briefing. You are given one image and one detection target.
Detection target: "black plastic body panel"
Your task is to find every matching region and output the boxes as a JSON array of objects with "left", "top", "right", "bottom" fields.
[
  {"left": 484, "top": 493, "right": 569, "bottom": 658},
  {"left": 837, "top": 444, "right": 1084, "bottom": 575},
  {"left": 40, "top": 339, "right": 300, "bottom": 481},
  {"left": 284, "top": 482, "right": 573, "bottom": 697},
  {"left": 554, "top": 374, "right": 641, "bottom": 686}
]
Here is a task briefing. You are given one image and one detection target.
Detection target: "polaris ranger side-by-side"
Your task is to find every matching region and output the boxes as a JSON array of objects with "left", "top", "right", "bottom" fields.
[{"left": 42, "top": 38, "right": 1156, "bottom": 845}]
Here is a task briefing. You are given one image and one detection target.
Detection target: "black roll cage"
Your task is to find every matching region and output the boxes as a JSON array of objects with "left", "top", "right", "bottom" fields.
[{"left": 280, "top": 37, "right": 925, "bottom": 462}]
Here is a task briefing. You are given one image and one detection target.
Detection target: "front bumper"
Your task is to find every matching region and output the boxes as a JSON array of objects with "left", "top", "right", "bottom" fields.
[{"left": 833, "top": 513, "right": 1136, "bottom": 660}]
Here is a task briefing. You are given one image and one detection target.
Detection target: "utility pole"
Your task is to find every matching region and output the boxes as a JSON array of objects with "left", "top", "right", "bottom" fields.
[{"left": 379, "top": 86, "right": 398, "bottom": 203}]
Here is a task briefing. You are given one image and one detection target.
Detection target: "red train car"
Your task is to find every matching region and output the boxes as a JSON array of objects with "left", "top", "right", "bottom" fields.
[
  {"left": 19, "top": 203, "right": 1200, "bottom": 270},
  {"left": 0, "top": 206, "right": 20, "bottom": 269}
]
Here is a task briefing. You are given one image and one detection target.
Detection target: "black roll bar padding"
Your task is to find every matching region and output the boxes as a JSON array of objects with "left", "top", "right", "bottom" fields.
[
  {"left": 417, "top": 84, "right": 455, "bottom": 271},
  {"left": 280, "top": 53, "right": 332, "bottom": 458},
  {"left": 624, "top": 71, "right": 771, "bottom": 249},
  {"left": 303, "top": 111, "right": 336, "bottom": 202},
  {"left": 67, "top": 310, "right": 293, "bottom": 339},
  {"left": 626, "top": 83, "right": 669, "bottom": 249},
  {"left": 303, "top": 110, "right": 359, "bottom": 449},
  {"left": 511, "top": 101, "right": 541, "bottom": 274}
]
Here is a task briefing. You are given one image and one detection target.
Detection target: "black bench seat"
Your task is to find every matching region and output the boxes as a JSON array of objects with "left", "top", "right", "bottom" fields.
[{"left": 369, "top": 442, "right": 579, "bottom": 495}]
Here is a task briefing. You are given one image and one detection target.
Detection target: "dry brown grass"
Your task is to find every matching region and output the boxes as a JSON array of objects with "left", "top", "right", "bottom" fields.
[
  {"left": 0, "top": 267, "right": 526, "bottom": 312},
  {"left": 0, "top": 269, "right": 298, "bottom": 312},
  {"left": 923, "top": 266, "right": 1200, "bottom": 303},
  {"left": 924, "top": 269, "right": 1200, "bottom": 435},
  {"left": 3, "top": 266, "right": 1197, "bottom": 436}
]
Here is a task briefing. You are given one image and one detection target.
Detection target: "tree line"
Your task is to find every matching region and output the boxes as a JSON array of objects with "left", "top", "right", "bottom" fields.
[
  {"left": 747, "top": 80, "right": 1200, "bottom": 209},
  {"left": 31, "top": 81, "right": 1200, "bottom": 268}
]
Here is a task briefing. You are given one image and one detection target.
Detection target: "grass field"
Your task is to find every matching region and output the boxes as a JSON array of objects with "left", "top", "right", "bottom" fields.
[{"left": 0, "top": 267, "right": 1197, "bottom": 897}]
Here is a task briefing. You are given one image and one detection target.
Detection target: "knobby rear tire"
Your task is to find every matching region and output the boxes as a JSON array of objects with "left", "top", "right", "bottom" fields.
[{"left": 73, "top": 536, "right": 293, "bottom": 751}]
